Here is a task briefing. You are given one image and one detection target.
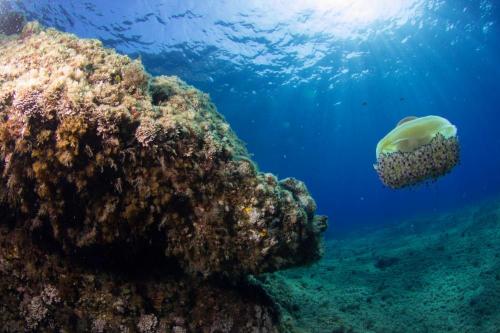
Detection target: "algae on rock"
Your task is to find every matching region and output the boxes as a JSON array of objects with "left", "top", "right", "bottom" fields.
[
  {"left": 0, "top": 21, "right": 326, "bottom": 331},
  {"left": 0, "top": 221, "right": 281, "bottom": 332},
  {"left": 0, "top": 22, "right": 326, "bottom": 278}
]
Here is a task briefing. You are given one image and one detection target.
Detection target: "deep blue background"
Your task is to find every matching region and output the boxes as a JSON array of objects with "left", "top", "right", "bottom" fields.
[{"left": 8, "top": 0, "right": 500, "bottom": 237}]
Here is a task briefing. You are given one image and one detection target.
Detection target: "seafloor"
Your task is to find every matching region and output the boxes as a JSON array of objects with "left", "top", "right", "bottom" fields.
[{"left": 264, "top": 197, "right": 500, "bottom": 333}]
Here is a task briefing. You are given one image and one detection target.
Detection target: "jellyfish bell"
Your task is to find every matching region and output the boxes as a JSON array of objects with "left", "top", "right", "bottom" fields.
[
  {"left": 376, "top": 115, "right": 457, "bottom": 156},
  {"left": 374, "top": 115, "right": 460, "bottom": 189}
]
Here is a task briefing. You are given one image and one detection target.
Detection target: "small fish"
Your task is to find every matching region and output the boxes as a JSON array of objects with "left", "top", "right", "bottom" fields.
[{"left": 362, "top": 101, "right": 368, "bottom": 106}]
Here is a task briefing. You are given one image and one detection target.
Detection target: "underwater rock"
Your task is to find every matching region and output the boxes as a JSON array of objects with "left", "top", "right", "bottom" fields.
[
  {"left": 0, "top": 6, "right": 25, "bottom": 36},
  {"left": 0, "top": 21, "right": 328, "bottom": 332},
  {"left": 374, "top": 115, "right": 460, "bottom": 189},
  {"left": 0, "top": 222, "right": 280, "bottom": 332},
  {"left": 0, "top": 22, "right": 326, "bottom": 278}
]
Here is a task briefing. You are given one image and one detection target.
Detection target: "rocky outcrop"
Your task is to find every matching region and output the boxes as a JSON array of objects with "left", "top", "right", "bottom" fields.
[
  {"left": 0, "top": 21, "right": 326, "bottom": 331},
  {"left": 0, "top": 218, "right": 280, "bottom": 332}
]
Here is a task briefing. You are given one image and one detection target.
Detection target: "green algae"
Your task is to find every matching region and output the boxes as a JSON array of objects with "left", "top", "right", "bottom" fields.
[{"left": 262, "top": 197, "right": 500, "bottom": 333}]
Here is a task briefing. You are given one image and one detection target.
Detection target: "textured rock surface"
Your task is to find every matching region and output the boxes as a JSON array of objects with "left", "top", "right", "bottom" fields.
[
  {"left": 0, "top": 21, "right": 327, "bottom": 331},
  {"left": 0, "top": 22, "right": 326, "bottom": 278},
  {"left": 0, "top": 218, "right": 280, "bottom": 332}
]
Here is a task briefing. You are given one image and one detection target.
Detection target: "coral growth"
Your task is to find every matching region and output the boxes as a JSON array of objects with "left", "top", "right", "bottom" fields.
[
  {"left": 0, "top": 22, "right": 326, "bottom": 278},
  {"left": 0, "top": 223, "right": 281, "bottom": 332},
  {"left": 0, "top": 21, "right": 326, "bottom": 331}
]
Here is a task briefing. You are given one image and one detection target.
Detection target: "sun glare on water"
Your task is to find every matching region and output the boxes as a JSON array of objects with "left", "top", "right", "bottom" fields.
[
  {"left": 315, "top": 0, "right": 420, "bottom": 23},
  {"left": 283, "top": 0, "right": 424, "bottom": 38}
]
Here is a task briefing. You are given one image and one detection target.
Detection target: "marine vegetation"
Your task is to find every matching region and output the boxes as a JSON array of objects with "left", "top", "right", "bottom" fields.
[
  {"left": 0, "top": 21, "right": 327, "bottom": 331},
  {"left": 374, "top": 115, "right": 460, "bottom": 189}
]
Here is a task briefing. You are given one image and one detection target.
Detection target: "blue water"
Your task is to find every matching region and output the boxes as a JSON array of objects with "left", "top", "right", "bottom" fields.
[{"left": 10, "top": 0, "right": 500, "bottom": 237}]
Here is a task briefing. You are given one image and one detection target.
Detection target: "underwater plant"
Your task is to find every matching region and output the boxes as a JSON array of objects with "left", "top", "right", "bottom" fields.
[{"left": 374, "top": 115, "right": 460, "bottom": 189}]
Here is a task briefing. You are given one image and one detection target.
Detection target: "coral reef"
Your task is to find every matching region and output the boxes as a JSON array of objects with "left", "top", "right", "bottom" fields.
[
  {"left": 263, "top": 197, "right": 500, "bottom": 332},
  {"left": 374, "top": 116, "right": 460, "bottom": 189},
  {"left": 0, "top": 21, "right": 326, "bottom": 331}
]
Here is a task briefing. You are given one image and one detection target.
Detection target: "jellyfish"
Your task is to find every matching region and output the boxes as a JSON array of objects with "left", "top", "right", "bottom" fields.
[{"left": 374, "top": 115, "right": 460, "bottom": 189}]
